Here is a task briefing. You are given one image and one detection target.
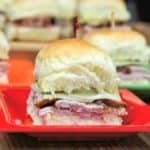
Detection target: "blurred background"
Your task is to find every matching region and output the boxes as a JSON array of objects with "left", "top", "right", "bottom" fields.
[{"left": 126, "top": 0, "right": 150, "bottom": 22}]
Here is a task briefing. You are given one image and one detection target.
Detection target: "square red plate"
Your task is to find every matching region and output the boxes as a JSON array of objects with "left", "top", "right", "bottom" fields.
[{"left": 0, "top": 87, "right": 150, "bottom": 140}]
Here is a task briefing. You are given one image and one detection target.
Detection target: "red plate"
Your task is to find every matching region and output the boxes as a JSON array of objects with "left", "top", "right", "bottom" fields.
[{"left": 0, "top": 88, "right": 150, "bottom": 140}]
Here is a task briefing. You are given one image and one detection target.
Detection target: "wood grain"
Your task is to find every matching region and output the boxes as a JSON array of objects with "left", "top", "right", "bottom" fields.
[{"left": 0, "top": 133, "right": 149, "bottom": 150}]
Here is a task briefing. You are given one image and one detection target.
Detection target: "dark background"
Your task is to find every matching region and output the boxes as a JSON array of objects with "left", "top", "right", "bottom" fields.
[{"left": 126, "top": 0, "right": 150, "bottom": 22}]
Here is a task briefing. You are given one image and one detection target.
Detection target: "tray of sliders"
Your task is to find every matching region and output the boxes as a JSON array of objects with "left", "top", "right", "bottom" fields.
[{"left": 0, "top": 39, "right": 150, "bottom": 140}]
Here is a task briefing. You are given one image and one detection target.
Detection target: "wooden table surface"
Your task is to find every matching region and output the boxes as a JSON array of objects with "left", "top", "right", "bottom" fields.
[{"left": 0, "top": 133, "right": 149, "bottom": 149}]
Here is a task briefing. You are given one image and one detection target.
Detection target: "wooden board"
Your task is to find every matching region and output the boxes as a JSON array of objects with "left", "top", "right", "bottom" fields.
[{"left": 0, "top": 133, "right": 149, "bottom": 149}]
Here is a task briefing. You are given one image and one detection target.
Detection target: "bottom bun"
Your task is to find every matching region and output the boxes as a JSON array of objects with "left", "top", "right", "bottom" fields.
[{"left": 10, "top": 41, "right": 48, "bottom": 51}]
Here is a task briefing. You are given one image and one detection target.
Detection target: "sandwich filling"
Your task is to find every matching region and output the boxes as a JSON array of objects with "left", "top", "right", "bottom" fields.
[
  {"left": 11, "top": 17, "right": 58, "bottom": 28},
  {"left": 27, "top": 82, "right": 127, "bottom": 125},
  {"left": 78, "top": 23, "right": 130, "bottom": 37},
  {"left": 27, "top": 85, "right": 127, "bottom": 125},
  {"left": 117, "top": 65, "right": 150, "bottom": 83}
]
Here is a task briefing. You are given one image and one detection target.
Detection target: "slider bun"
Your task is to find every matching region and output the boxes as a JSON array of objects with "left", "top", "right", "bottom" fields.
[
  {"left": 35, "top": 39, "right": 116, "bottom": 78},
  {"left": 9, "top": 41, "right": 47, "bottom": 51},
  {"left": 55, "top": 0, "right": 76, "bottom": 20},
  {"left": 9, "top": 0, "right": 76, "bottom": 20},
  {"left": 35, "top": 39, "right": 121, "bottom": 102},
  {"left": 84, "top": 28, "right": 146, "bottom": 52},
  {"left": 0, "top": 0, "right": 11, "bottom": 12},
  {"left": 9, "top": 0, "right": 58, "bottom": 20},
  {"left": 0, "top": 31, "right": 9, "bottom": 59},
  {"left": 78, "top": 0, "right": 130, "bottom": 25},
  {"left": 7, "top": 24, "right": 61, "bottom": 42},
  {"left": 83, "top": 28, "right": 150, "bottom": 65}
]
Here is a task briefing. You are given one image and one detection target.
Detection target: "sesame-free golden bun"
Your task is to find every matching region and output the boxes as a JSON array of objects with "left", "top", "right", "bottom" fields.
[
  {"left": 8, "top": 0, "right": 76, "bottom": 21},
  {"left": 8, "top": 0, "right": 58, "bottom": 20},
  {"left": 55, "top": 0, "right": 77, "bottom": 20},
  {"left": 83, "top": 28, "right": 150, "bottom": 65},
  {"left": 7, "top": 24, "right": 61, "bottom": 42},
  {"left": 34, "top": 39, "right": 121, "bottom": 103},
  {"left": 78, "top": 0, "right": 130, "bottom": 25}
]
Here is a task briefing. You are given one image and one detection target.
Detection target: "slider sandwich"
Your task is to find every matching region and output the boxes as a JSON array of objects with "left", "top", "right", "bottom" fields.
[
  {"left": 0, "top": 30, "right": 9, "bottom": 84},
  {"left": 83, "top": 28, "right": 150, "bottom": 84},
  {"left": 7, "top": 0, "right": 76, "bottom": 50},
  {"left": 27, "top": 39, "right": 127, "bottom": 125},
  {"left": 78, "top": 0, "right": 130, "bottom": 36}
]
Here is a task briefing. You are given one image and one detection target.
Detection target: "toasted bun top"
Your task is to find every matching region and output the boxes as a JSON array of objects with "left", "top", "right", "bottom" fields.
[
  {"left": 9, "top": 0, "right": 76, "bottom": 20},
  {"left": 55, "top": 0, "right": 76, "bottom": 20},
  {"left": 35, "top": 39, "right": 116, "bottom": 79},
  {"left": 84, "top": 28, "right": 145, "bottom": 43},
  {"left": 83, "top": 28, "right": 150, "bottom": 65},
  {"left": 78, "top": 0, "right": 130, "bottom": 25},
  {"left": 9, "top": 0, "right": 57, "bottom": 20},
  {"left": 36, "top": 39, "right": 107, "bottom": 62},
  {"left": 83, "top": 28, "right": 146, "bottom": 51}
]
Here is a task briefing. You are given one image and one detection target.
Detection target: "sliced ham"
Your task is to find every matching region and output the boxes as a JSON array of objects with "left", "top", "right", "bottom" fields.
[
  {"left": 30, "top": 85, "right": 125, "bottom": 108},
  {"left": 118, "top": 66, "right": 150, "bottom": 81},
  {"left": 40, "top": 110, "right": 123, "bottom": 125},
  {"left": 39, "top": 100, "right": 126, "bottom": 117},
  {"left": 28, "top": 86, "right": 127, "bottom": 125},
  {"left": 37, "top": 99, "right": 127, "bottom": 125}
]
